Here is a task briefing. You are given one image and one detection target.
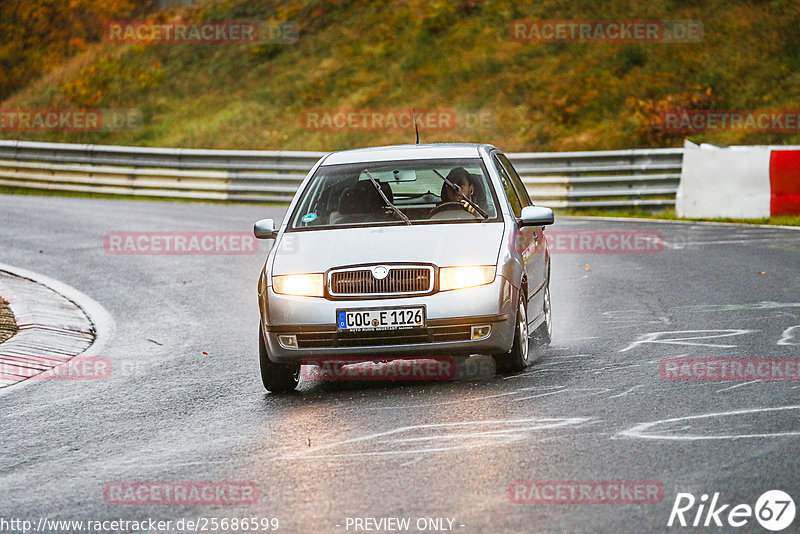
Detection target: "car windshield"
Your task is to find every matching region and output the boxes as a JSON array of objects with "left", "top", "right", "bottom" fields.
[{"left": 288, "top": 158, "right": 500, "bottom": 230}]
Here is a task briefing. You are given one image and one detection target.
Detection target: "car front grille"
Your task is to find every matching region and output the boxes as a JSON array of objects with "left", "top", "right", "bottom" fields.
[
  {"left": 295, "top": 325, "right": 472, "bottom": 348},
  {"left": 328, "top": 265, "right": 433, "bottom": 297}
]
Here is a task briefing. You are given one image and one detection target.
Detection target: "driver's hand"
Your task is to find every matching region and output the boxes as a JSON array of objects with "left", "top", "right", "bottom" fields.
[{"left": 460, "top": 200, "right": 477, "bottom": 214}]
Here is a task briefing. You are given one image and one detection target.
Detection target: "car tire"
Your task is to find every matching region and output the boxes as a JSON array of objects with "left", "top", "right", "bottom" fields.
[
  {"left": 531, "top": 283, "right": 552, "bottom": 347},
  {"left": 493, "top": 293, "right": 530, "bottom": 374},
  {"left": 259, "top": 324, "right": 300, "bottom": 392}
]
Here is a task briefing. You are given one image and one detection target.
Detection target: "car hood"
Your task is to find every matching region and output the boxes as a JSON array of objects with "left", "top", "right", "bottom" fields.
[{"left": 271, "top": 222, "right": 505, "bottom": 274}]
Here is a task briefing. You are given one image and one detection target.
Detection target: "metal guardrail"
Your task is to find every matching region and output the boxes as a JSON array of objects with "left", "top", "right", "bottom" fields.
[
  {"left": 0, "top": 140, "right": 683, "bottom": 208},
  {"left": 513, "top": 148, "right": 683, "bottom": 208}
]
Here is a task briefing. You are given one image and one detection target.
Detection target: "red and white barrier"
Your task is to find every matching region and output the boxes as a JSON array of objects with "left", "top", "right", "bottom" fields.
[{"left": 677, "top": 140, "right": 800, "bottom": 218}]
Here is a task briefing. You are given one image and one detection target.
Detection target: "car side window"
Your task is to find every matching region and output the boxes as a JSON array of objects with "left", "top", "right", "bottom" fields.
[
  {"left": 493, "top": 154, "right": 523, "bottom": 217},
  {"left": 497, "top": 153, "right": 532, "bottom": 207}
]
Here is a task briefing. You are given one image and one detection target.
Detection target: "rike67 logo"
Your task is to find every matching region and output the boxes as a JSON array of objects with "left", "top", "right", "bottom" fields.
[{"left": 668, "top": 490, "right": 796, "bottom": 531}]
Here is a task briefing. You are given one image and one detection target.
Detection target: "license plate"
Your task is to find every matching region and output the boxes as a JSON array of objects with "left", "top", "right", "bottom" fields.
[{"left": 336, "top": 306, "right": 426, "bottom": 331}]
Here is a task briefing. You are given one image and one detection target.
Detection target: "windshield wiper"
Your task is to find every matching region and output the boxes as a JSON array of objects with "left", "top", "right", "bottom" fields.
[
  {"left": 363, "top": 169, "right": 412, "bottom": 226},
  {"left": 432, "top": 169, "right": 489, "bottom": 220}
]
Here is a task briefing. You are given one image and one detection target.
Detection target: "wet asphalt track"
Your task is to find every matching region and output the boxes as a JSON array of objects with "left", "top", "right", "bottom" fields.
[{"left": 1, "top": 194, "right": 799, "bottom": 533}]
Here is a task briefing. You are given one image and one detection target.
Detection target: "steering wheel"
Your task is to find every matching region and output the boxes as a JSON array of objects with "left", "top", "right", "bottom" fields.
[{"left": 428, "top": 201, "right": 477, "bottom": 218}]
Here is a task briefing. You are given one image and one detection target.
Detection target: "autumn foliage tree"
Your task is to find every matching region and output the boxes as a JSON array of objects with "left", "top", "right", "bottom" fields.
[{"left": 0, "top": 0, "right": 155, "bottom": 100}]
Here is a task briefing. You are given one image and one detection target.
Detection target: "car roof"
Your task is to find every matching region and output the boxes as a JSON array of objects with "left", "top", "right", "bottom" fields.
[{"left": 320, "top": 143, "right": 498, "bottom": 166}]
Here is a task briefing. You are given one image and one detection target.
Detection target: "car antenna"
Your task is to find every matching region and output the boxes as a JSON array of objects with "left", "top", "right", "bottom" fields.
[{"left": 413, "top": 109, "right": 420, "bottom": 144}]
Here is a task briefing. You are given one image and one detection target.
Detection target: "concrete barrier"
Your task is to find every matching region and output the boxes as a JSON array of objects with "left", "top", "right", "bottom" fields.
[{"left": 677, "top": 140, "right": 800, "bottom": 218}]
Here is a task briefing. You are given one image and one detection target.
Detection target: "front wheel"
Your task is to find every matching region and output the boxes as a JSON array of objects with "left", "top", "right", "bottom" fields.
[
  {"left": 259, "top": 324, "right": 300, "bottom": 392},
  {"left": 493, "top": 294, "right": 530, "bottom": 374}
]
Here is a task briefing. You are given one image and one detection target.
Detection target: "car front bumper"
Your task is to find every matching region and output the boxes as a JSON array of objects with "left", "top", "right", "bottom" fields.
[{"left": 260, "top": 276, "right": 518, "bottom": 364}]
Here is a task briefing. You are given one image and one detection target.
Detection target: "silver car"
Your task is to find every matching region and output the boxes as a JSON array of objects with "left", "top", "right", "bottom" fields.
[{"left": 254, "top": 143, "right": 554, "bottom": 392}]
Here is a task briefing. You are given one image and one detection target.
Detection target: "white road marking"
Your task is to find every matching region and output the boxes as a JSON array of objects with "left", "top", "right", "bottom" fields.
[
  {"left": 366, "top": 386, "right": 541, "bottom": 409},
  {"left": 568, "top": 214, "right": 800, "bottom": 231},
  {"left": 545, "top": 353, "right": 592, "bottom": 360},
  {"left": 662, "top": 237, "right": 800, "bottom": 248},
  {"left": 398, "top": 456, "right": 426, "bottom": 468},
  {"left": 619, "top": 329, "right": 752, "bottom": 352},
  {"left": 515, "top": 387, "right": 610, "bottom": 402},
  {"left": 602, "top": 323, "right": 665, "bottom": 331},
  {"left": 715, "top": 380, "right": 761, "bottom": 393},
  {"left": 528, "top": 367, "right": 567, "bottom": 374},
  {"left": 511, "top": 388, "right": 569, "bottom": 402},
  {"left": 601, "top": 310, "right": 670, "bottom": 324},
  {"left": 677, "top": 302, "right": 800, "bottom": 313},
  {"left": 617, "top": 405, "right": 800, "bottom": 441},
  {"left": 501, "top": 374, "right": 528, "bottom": 380},
  {"left": 751, "top": 313, "right": 800, "bottom": 323},
  {"left": 385, "top": 425, "right": 568, "bottom": 443},
  {"left": 537, "top": 360, "right": 575, "bottom": 368},
  {"left": 591, "top": 363, "right": 644, "bottom": 374},
  {"left": 608, "top": 385, "right": 643, "bottom": 398},
  {"left": 562, "top": 274, "right": 590, "bottom": 281},
  {"left": 280, "top": 417, "right": 593, "bottom": 459},
  {"left": 778, "top": 325, "right": 800, "bottom": 345}
]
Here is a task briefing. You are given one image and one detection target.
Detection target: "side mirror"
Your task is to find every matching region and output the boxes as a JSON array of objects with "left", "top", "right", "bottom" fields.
[
  {"left": 519, "top": 206, "right": 554, "bottom": 227},
  {"left": 254, "top": 218, "right": 278, "bottom": 239}
]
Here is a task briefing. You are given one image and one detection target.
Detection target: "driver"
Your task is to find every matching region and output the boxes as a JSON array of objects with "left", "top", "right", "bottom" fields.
[{"left": 436, "top": 167, "right": 478, "bottom": 215}]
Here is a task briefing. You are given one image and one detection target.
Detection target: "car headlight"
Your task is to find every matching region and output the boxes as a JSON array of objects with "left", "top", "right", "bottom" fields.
[
  {"left": 439, "top": 266, "right": 496, "bottom": 291},
  {"left": 272, "top": 273, "right": 324, "bottom": 297}
]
